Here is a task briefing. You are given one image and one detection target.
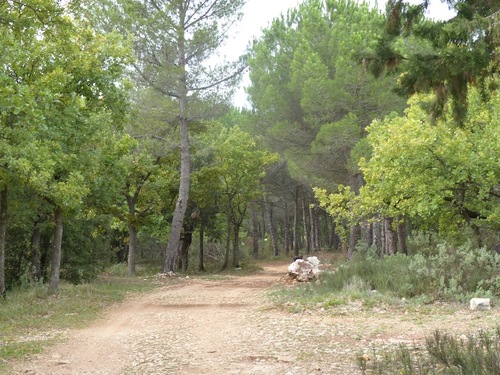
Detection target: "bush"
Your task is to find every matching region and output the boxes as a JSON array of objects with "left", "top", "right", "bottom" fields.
[
  {"left": 272, "top": 240, "right": 500, "bottom": 310},
  {"left": 359, "top": 327, "right": 500, "bottom": 374},
  {"left": 408, "top": 241, "right": 500, "bottom": 301}
]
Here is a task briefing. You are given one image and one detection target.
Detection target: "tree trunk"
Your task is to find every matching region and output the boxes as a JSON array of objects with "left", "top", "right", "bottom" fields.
[
  {"left": 163, "top": 5, "right": 190, "bottom": 274},
  {"left": 198, "top": 225, "right": 205, "bottom": 272},
  {"left": 126, "top": 194, "right": 138, "bottom": 277},
  {"left": 48, "top": 206, "right": 63, "bottom": 295},
  {"left": 373, "top": 219, "right": 382, "bottom": 256},
  {"left": 283, "top": 202, "right": 291, "bottom": 256},
  {"left": 396, "top": 218, "right": 408, "bottom": 255},
  {"left": 0, "top": 187, "right": 7, "bottom": 299},
  {"left": 127, "top": 222, "right": 138, "bottom": 276},
  {"left": 293, "top": 198, "right": 300, "bottom": 257},
  {"left": 329, "top": 219, "right": 341, "bottom": 251},
  {"left": 221, "top": 211, "right": 231, "bottom": 270},
  {"left": 309, "top": 205, "right": 316, "bottom": 252},
  {"left": 363, "top": 221, "right": 373, "bottom": 248},
  {"left": 348, "top": 172, "right": 363, "bottom": 258},
  {"left": 31, "top": 220, "right": 42, "bottom": 282},
  {"left": 310, "top": 205, "right": 321, "bottom": 252},
  {"left": 264, "top": 196, "right": 279, "bottom": 257},
  {"left": 178, "top": 230, "right": 192, "bottom": 272},
  {"left": 383, "top": 217, "right": 397, "bottom": 256},
  {"left": 251, "top": 205, "right": 259, "bottom": 258},
  {"left": 302, "top": 193, "right": 311, "bottom": 254},
  {"left": 348, "top": 224, "right": 361, "bottom": 259},
  {"left": 232, "top": 224, "right": 240, "bottom": 268}
]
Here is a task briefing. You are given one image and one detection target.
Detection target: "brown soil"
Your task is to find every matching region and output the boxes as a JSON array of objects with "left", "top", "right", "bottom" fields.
[{"left": 10, "top": 260, "right": 500, "bottom": 375}]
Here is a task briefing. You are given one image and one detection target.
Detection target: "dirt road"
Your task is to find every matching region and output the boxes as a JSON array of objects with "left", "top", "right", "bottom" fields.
[{"left": 11, "top": 260, "right": 500, "bottom": 374}]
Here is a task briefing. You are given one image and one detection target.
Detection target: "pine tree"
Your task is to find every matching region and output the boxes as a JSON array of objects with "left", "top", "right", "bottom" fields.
[{"left": 366, "top": 0, "right": 499, "bottom": 124}]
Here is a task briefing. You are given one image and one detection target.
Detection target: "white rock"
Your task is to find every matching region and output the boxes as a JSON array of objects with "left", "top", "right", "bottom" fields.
[
  {"left": 288, "top": 258, "right": 321, "bottom": 282},
  {"left": 470, "top": 298, "right": 491, "bottom": 311},
  {"left": 306, "top": 256, "right": 320, "bottom": 267}
]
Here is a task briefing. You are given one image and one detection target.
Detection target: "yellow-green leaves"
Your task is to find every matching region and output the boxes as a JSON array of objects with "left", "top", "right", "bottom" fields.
[{"left": 361, "top": 88, "right": 499, "bottom": 231}]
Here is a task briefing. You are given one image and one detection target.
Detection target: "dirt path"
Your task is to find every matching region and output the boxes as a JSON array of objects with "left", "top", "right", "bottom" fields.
[{"left": 11, "top": 261, "right": 500, "bottom": 375}]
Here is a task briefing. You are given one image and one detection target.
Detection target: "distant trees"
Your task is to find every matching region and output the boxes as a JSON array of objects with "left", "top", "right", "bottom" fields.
[
  {"left": 246, "top": 0, "right": 405, "bottom": 254},
  {"left": 202, "top": 125, "right": 278, "bottom": 269}
]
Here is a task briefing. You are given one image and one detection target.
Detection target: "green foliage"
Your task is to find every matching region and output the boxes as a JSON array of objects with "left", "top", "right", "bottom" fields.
[
  {"left": 408, "top": 242, "right": 500, "bottom": 301},
  {"left": 367, "top": 0, "right": 499, "bottom": 124},
  {"left": 248, "top": 0, "right": 405, "bottom": 188},
  {"left": 361, "top": 87, "right": 499, "bottom": 232},
  {"left": 272, "top": 240, "right": 500, "bottom": 311},
  {"left": 0, "top": 0, "right": 137, "bottom": 291},
  {"left": 317, "top": 83, "right": 500, "bottom": 241},
  {"left": 196, "top": 123, "right": 279, "bottom": 211},
  {"left": 359, "top": 327, "right": 500, "bottom": 374}
]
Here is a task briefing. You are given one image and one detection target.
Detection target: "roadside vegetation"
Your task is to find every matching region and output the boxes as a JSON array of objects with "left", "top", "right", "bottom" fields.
[
  {"left": 0, "top": 265, "right": 159, "bottom": 371},
  {"left": 270, "top": 235, "right": 500, "bottom": 374},
  {"left": 273, "top": 238, "right": 500, "bottom": 310},
  {"left": 358, "top": 327, "right": 500, "bottom": 374}
]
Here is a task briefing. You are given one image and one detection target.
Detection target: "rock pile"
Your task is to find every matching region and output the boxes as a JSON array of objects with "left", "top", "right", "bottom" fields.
[{"left": 287, "top": 256, "right": 321, "bottom": 282}]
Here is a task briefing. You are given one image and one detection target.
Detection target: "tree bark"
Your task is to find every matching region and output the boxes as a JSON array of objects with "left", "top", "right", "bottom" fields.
[
  {"left": 198, "top": 224, "right": 205, "bottom": 271},
  {"left": 283, "top": 202, "right": 291, "bottom": 256},
  {"left": 0, "top": 187, "right": 7, "bottom": 299},
  {"left": 373, "top": 219, "right": 382, "bottom": 256},
  {"left": 264, "top": 196, "right": 279, "bottom": 256},
  {"left": 383, "top": 217, "right": 397, "bottom": 256},
  {"left": 348, "top": 224, "right": 361, "bottom": 259},
  {"left": 178, "top": 229, "right": 192, "bottom": 272},
  {"left": 363, "top": 221, "right": 373, "bottom": 248},
  {"left": 232, "top": 224, "right": 240, "bottom": 268},
  {"left": 126, "top": 193, "right": 138, "bottom": 277},
  {"left": 302, "top": 193, "right": 311, "bottom": 254},
  {"left": 310, "top": 205, "right": 321, "bottom": 252},
  {"left": 348, "top": 172, "right": 363, "bottom": 258},
  {"left": 31, "top": 219, "right": 43, "bottom": 282},
  {"left": 128, "top": 222, "right": 138, "bottom": 277},
  {"left": 163, "top": 4, "right": 190, "bottom": 274},
  {"left": 221, "top": 210, "right": 231, "bottom": 270},
  {"left": 293, "top": 197, "right": 300, "bottom": 257},
  {"left": 396, "top": 218, "right": 408, "bottom": 255},
  {"left": 251, "top": 205, "right": 259, "bottom": 258},
  {"left": 48, "top": 206, "right": 63, "bottom": 294}
]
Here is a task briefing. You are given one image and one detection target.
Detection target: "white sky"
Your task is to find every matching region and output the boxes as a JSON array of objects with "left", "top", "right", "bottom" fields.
[{"left": 227, "top": 0, "right": 456, "bottom": 108}]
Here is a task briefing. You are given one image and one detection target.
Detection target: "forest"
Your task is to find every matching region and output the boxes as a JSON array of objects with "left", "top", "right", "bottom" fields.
[{"left": 0, "top": 0, "right": 499, "bottom": 298}]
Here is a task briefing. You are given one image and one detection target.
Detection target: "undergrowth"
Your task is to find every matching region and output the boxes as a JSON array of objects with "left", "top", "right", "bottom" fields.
[
  {"left": 271, "top": 240, "right": 500, "bottom": 311},
  {"left": 0, "top": 266, "right": 159, "bottom": 372},
  {"left": 359, "top": 327, "right": 500, "bottom": 374}
]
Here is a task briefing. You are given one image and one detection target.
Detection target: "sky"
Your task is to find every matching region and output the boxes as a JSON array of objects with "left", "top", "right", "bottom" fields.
[{"left": 227, "top": 0, "right": 456, "bottom": 108}]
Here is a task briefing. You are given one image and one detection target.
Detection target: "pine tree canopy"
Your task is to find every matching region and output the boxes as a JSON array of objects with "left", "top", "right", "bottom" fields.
[{"left": 366, "top": 0, "right": 499, "bottom": 124}]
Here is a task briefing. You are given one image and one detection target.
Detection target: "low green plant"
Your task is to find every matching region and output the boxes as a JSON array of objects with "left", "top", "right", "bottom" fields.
[
  {"left": 359, "top": 327, "right": 500, "bottom": 374},
  {"left": 272, "top": 240, "right": 499, "bottom": 312}
]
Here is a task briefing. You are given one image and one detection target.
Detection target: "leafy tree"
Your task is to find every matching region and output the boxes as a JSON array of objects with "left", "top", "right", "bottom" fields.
[
  {"left": 365, "top": 0, "right": 500, "bottom": 123},
  {"left": 0, "top": 0, "right": 132, "bottom": 294},
  {"left": 317, "top": 82, "right": 500, "bottom": 246},
  {"left": 248, "top": 0, "right": 404, "bottom": 186},
  {"left": 199, "top": 124, "right": 278, "bottom": 269},
  {"left": 247, "top": 0, "right": 405, "bottom": 253},
  {"left": 84, "top": 0, "right": 247, "bottom": 273}
]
